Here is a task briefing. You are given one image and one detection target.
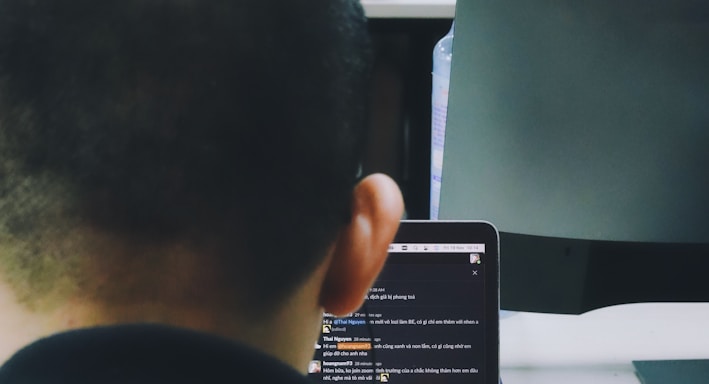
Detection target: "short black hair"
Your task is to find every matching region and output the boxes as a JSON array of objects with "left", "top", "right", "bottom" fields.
[{"left": 0, "top": 0, "right": 372, "bottom": 310}]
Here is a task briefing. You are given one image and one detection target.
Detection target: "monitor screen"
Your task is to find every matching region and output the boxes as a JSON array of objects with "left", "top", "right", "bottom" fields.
[
  {"left": 440, "top": 0, "right": 709, "bottom": 243},
  {"left": 439, "top": 0, "right": 709, "bottom": 313}
]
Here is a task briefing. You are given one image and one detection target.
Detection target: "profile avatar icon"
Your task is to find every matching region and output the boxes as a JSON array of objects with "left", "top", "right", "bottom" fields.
[
  {"left": 470, "top": 253, "right": 481, "bottom": 264},
  {"left": 308, "top": 360, "right": 322, "bottom": 374}
]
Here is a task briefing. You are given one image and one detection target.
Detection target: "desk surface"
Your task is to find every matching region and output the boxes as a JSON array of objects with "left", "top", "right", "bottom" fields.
[
  {"left": 361, "top": 0, "right": 455, "bottom": 18},
  {"left": 500, "top": 303, "right": 709, "bottom": 383}
]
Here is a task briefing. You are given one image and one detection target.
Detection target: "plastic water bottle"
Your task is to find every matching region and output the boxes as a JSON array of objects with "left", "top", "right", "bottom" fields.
[{"left": 430, "top": 22, "right": 454, "bottom": 220}]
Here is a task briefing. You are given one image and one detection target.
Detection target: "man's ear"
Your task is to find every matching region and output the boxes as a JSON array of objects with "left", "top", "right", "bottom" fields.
[{"left": 319, "top": 174, "right": 404, "bottom": 316}]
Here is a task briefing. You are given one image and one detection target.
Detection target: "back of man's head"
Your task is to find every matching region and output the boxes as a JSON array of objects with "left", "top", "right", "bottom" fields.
[{"left": 0, "top": 0, "right": 372, "bottom": 314}]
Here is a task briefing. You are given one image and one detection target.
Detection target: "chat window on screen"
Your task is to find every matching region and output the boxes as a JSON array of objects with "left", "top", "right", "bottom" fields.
[{"left": 309, "top": 243, "right": 487, "bottom": 383}]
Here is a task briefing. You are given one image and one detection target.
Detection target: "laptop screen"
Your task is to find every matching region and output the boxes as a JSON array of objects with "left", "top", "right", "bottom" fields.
[{"left": 309, "top": 221, "right": 499, "bottom": 384}]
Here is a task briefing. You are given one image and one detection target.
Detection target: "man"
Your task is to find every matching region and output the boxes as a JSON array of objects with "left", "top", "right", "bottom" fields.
[{"left": 0, "top": 0, "right": 404, "bottom": 382}]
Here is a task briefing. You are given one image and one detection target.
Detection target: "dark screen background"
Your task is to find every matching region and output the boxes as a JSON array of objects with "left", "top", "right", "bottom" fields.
[{"left": 310, "top": 251, "right": 487, "bottom": 384}]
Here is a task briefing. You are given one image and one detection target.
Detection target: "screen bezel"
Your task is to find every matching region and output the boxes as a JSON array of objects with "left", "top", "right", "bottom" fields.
[{"left": 392, "top": 220, "right": 500, "bottom": 384}]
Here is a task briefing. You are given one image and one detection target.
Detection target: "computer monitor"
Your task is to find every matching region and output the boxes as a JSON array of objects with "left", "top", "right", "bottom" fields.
[{"left": 440, "top": 0, "right": 709, "bottom": 314}]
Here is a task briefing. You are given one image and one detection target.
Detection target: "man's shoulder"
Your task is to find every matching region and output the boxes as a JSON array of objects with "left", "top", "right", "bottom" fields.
[{"left": 0, "top": 324, "right": 311, "bottom": 384}]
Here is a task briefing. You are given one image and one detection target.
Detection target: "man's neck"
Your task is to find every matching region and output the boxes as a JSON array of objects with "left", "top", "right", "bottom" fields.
[
  {"left": 0, "top": 280, "right": 56, "bottom": 364},
  {"left": 0, "top": 259, "right": 328, "bottom": 374}
]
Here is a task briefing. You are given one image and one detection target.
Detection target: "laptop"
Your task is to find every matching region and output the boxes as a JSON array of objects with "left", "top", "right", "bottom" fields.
[{"left": 309, "top": 221, "right": 500, "bottom": 384}]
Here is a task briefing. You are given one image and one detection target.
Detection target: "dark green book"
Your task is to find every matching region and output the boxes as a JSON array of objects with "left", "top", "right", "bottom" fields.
[{"left": 633, "top": 360, "right": 709, "bottom": 384}]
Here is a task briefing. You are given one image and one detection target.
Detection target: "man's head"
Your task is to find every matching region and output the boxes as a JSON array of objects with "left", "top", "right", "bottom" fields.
[{"left": 0, "top": 0, "right": 402, "bottom": 336}]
